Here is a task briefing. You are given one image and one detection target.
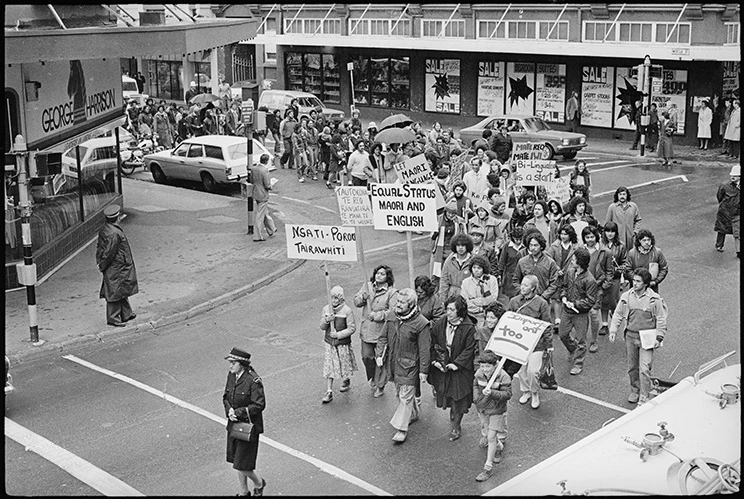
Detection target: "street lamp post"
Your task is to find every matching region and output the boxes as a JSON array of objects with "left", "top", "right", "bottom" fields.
[{"left": 639, "top": 55, "right": 652, "bottom": 157}]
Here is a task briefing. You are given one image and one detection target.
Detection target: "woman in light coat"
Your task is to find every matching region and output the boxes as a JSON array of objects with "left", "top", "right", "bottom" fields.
[
  {"left": 697, "top": 99, "right": 713, "bottom": 150},
  {"left": 353, "top": 265, "right": 398, "bottom": 397}
]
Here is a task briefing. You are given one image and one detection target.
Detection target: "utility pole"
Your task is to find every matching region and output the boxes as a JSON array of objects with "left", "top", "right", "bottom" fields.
[
  {"left": 639, "top": 55, "right": 652, "bottom": 157},
  {"left": 12, "top": 134, "right": 45, "bottom": 346}
]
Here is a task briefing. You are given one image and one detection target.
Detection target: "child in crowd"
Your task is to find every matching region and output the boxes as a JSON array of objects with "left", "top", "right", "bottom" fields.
[
  {"left": 473, "top": 351, "right": 512, "bottom": 482},
  {"left": 319, "top": 286, "right": 358, "bottom": 404}
]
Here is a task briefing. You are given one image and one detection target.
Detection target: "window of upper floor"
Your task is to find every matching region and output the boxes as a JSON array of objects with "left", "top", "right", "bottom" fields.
[
  {"left": 583, "top": 21, "right": 692, "bottom": 44},
  {"left": 476, "top": 20, "right": 569, "bottom": 41},
  {"left": 725, "top": 23, "right": 740, "bottom": 45},
  {"left": 349, "top": 18, "right": 411, "bottom": 37},
  {"left": 421, "top": 19, "right": 466, "bottom": 38}
]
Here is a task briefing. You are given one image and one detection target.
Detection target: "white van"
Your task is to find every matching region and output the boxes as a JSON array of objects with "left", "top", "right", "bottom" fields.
[{"left": 122, "top": 75, "right": 148, "bottom": 105}]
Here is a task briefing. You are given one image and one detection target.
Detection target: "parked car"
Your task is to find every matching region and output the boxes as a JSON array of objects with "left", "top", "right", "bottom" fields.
[
  {"left": 459, "top": 115, "right": 587, "bottom": 160},
  {"left": 122, "top": 75, "right": 148, "bottom": 106},
  {"left": 59, "top": 137, "right": 119, "bottom": 193},
  {"left": 144, "top": 135, "right": 261, "bottom": 192},
  {"left": 258, "top": 89, "right": 345, "bottom": 124}
]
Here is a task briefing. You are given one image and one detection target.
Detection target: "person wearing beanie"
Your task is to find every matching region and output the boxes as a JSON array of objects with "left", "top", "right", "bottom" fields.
[
  {"left": 184, "top": 80, "right": 198, "bottom": 106},
  {"left": 319, "top": 285, "right": 358, "bottom": 403},
  {"left": 715, "top": 163, "right": 740, "bottom": 257}
]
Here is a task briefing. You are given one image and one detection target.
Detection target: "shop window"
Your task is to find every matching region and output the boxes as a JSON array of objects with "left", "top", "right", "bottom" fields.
[
  {"left": 352, "top": 56, "right": 409, "bottom": 109},
  {"left": 147, "top": 60, "right": 184, "bottom": 101},
  {"left": 284, "top": 52, "right": 340, "bottom": 104},
  {"left": 4, "top": 90, "right": 22, "bottom": 262}
]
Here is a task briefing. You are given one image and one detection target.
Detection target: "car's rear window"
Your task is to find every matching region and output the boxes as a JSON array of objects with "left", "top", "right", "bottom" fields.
[
  {"left": 122, "top": 81, "right": 138, "bottom": 92},
  {"left": 204, "top": 145, "right": 224, "bottom": 160},
  {"left": 227, "top": 142, "right": 248, "bottom": 161}
]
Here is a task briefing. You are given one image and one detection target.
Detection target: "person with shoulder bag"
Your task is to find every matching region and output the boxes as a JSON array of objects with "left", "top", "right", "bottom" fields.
[
  {"left": 319, "top": 286, "right": 359, "bottom": 403},
  {"left": 223, "top": 348, "right": 267, "bottom": 497},
  {"left": 609, "top": 268, "right": 668, "bottom": 407}
]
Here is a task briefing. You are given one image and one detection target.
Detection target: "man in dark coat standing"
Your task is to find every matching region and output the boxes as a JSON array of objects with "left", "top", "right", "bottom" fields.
[
  {"left": 491, "top": 124, "right": 513, "bottom": 165},
  {"left": 565, "top": 90, "right": 580, "bottom": 132},
  {"left": 96, "top": 205, "right": 138, "bottom": 326},
  {"left": 376, "top": 288, "right": 431, "bottom": 444},
  {"left": 715, "top": 164, "right": 741, "bottom": 257}
]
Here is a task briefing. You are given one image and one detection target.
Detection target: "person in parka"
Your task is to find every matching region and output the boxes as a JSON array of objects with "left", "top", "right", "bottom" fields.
[
  {"left": 714, "top": 164, "right": 741, "bottom": 257},
  {"left": 376, "top": 288, "right": 431, "bottom": 444},
  {"left": 96, "top": 205, "right": 138, "bottom": 326}
]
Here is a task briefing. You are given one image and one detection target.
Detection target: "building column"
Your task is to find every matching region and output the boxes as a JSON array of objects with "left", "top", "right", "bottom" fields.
[
  {"left": 182, "top": 56, "right": 194, "bottom": 101},
  {"left": 210, "top": 48, "right": 220, "bottom": 94}
]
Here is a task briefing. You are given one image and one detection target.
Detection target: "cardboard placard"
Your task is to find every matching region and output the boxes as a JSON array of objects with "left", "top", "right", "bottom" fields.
[
  {"left": 335, "top": 186, "right": 373, "bottom": 226},
  {"left": 484, "top": 311, "right": 550, "bottom": 364},
  {"left": 514, "top": 159, "right": 558, "bottom": 187},
  {"left": 393, "top": 154, "right": 435, "bottom": 184},
  {"left": 545, "top": 176, "right": 571, "bottom": 205},
  {"left": 286, "top": 224, "right": 358, "bottom": 262},
  {"left": 369, "top": 183, "right": 438, "bottom": 232}
]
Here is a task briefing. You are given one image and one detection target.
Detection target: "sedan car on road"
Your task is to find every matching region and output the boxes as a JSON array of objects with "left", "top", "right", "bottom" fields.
[
  {"left": 459, "top": 115, "right": 587, "bottom": 160},
  {"left": 144, "top": 135, "right": 255, "bottom": 192}
]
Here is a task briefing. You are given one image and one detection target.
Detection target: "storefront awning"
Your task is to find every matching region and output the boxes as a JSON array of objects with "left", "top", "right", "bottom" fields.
[
  {"left": 5, "top": 18, "right": 257, "bottom": 64},
  {"left": 40, "top": 115, "right": 127, "bottom": 154}
]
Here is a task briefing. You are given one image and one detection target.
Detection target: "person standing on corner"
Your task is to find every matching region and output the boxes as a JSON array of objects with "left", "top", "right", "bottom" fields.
[
  {"left": 251, "top": 153, "right": 277, "bottom": 242},
  {"left": 96, "top": 205, "right": 138, "bottom": 327},
  {"left": 608, "top": 269, "right": 668, "bottom": 407},
  {"left": 376, "top": 288, "right": 431, "bottom": 444},
  {"left": 565, "top": 90, "right": 580, "bottom": 132},
  {"left": 724, "top": 99, "right": 740, "bottom": 159},
  {"left": 223, "top": 348, "right": 267, "bottom": 497},
  {"left": 697, "top": 99, "right": 713, "bottom": 150},
  {"left": 647, "top": 103, "right": 659, "bottom": 153},
  {"left": 714, "top": 164, "right": 741, "bottom": 257}
]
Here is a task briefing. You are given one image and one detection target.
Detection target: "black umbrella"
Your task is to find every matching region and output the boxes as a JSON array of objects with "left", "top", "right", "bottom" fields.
[
  {"left": 379, "top": 113, "right": 413, "bottom": 131},
  {"left": 190, "top": 93, "right": 221, "bottom": 105},
  {"left": 374, "top": 127, "right": 416, "bottom": 145}
]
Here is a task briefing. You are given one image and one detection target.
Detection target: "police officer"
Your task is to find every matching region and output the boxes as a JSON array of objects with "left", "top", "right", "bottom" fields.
[
  {"left": 223, "top": 347, "right": 267, "bottom": 497},
  {"left": 96, "top": 205, "right": 138, "bottom": 326}
]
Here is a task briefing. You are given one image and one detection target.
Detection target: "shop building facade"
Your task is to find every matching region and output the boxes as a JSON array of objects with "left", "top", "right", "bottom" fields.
[
  {"left": 4, "top": 5, "right": 256, "bottom": 289},
  {"left": 220, "top": 3, "right": 739, "bottom": 145}
]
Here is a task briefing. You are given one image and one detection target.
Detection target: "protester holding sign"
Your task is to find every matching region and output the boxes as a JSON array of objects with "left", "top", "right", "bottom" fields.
[
  {"left": 439, "top": 234, "right": 474, "bottom": 303},
  {"left": 319, "top": 286, "right": 358, "bottom": 404},
  {"left": 473, "top": 351, "right": 512, "bottom": 482},
  {"left": 353, "top": 266, "right": 399, "bottom": 398},
  {"left": 509, "top": 275, "right": 553, "bottom": 409},
  {"left": 463, "top": 158, "right": 491, "bottom": 206},
  {"left": 608, "top": 268, "right": 668, "bottom": 406},
  {"left": 428, "top": 296, "right": 477, "bottom": 442}
]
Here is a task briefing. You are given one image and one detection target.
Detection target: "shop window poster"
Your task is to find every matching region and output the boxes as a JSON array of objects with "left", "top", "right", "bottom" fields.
[
  {"left": 477, "top": 61, "right": 505, "bottom": 116},
  {"left": 425, "top": 59, "right": 460, "bottom": 114},
  {"left": 535, "top": 63, "right": 566, "bottom": 123},
  {"left": 650, "top": 69, "right": 688, "bottom": 135},
  {"left": 580, "top": 65, "right": 615, "bottom": 128},
  {"left": 506, "top": 62, "right": 535, "bottom": 115},
  {"left": 614, "top": 67, "right": 643, "bottom": 131}
]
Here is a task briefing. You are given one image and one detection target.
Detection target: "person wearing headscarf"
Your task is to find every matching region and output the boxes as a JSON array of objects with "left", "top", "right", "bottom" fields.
[{"left": 319, "top": 285, "right": 358, "bottom": 403}]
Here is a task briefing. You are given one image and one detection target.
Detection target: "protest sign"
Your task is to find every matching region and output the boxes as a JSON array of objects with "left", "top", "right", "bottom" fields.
[
  {"left": 484, "top": 311, "right": 550, "bottom": 364},
  {"left": 369, "top": 183, "right": 438, "bottom": 232},
  {"left": 335, "top": 186, "right": 374, "bottom": 226},
  {"left": 286, "top": 224, "right": 358, "bottom": 262},
  {"left": 510, "top": 142, "right": 545, "bottom": 162},
  {"left": 545, "top": 176, "right": 571, "bottom": 205},
  {"left": 393, "top": 154, "right": 435, "bottom": 184},
  {"left": 514, "top": 159, "right": 557, "bottom": 187}
]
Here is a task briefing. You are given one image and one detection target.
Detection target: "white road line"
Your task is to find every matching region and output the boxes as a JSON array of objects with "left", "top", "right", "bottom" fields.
[
  {"left": 273, "top": 194, "right": 338, "bottom": 214},
  {"left": 585, "top": 159, "right": 631, "bottom": 167},
  {"left": 365, "top": 235, "right": 430, "bottom": 255},
  {"left": 557, "top": 160, "right": 631, "bottom": 173},
  {"left": 63, "top": 355, "right": 392, "bottom": 496},
  {"left": 591, "top": 175, "right": 688, "bottom": 198},
  {"left": 4, "top": 417, "right": 144, "bottom": 496},
  {"left": 556, "top": 387, "right": 630, "bottom": 414}
]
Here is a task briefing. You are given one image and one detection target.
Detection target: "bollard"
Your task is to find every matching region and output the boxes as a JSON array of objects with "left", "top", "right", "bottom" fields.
[{"left": 242, "top": 180, "right": 254, "bottom": 235}]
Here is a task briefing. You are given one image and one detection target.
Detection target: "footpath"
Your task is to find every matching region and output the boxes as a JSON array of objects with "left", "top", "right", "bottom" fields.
[{"left": 4, "top": 134, "right": 735, "bottom": 365}]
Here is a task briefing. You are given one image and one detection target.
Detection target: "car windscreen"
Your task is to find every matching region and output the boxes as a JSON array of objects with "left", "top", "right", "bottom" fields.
[
  {"left": 524, "top": 117, "right": 551, "bottom": 132},
  {"left": 122, "top": 81, "right": 138, "bottom": 92},
  {"left": 227, "top": 142, "right": 248, "bottom": 161},
  {"left": 64, "top": 146, "right": 88, "bottom": 161},
  {"left": 300, "top": 96, "right": 324, "bottom": 109}
]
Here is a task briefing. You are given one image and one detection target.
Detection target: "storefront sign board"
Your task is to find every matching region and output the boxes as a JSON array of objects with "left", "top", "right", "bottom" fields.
[
  {"left": 535, "top": 63, "right": 566, "bottom": 123},
  {"left": 425, "top": 59, "right": 461, "bottom": 114},
  {"left": 580, "top": 65, "right": 615, "bottom": 128},
  {"left": 651, "top": 69, "right": 688, "bottom": 135},
  {"left": 477, "top": 61, "right": 506, "bottom": 116},
  {"left": 506, "top": 62, "right": 535, "bottom": 115}
]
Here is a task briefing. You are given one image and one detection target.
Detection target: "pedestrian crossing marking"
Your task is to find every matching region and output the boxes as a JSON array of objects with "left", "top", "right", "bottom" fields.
[
  {"left": 132, "top": 204, "right": 168, "bottom": 213},
  {"left": 198, "top": 215, "right": 241, "bottom": 224}
]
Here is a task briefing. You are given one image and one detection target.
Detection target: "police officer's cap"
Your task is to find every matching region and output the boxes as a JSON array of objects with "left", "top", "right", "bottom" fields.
[{"left": 104, "top": 204, "right": 121, "bottom": 219}]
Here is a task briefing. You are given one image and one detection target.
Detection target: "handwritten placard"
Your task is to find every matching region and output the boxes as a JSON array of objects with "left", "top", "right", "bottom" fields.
[
  {"left": 394, "top": 154, "right": 434, "bottom": 184},
  {"left": 544, "top": 176, "right": 571, "bottom": 205},
  {"left": 335, "top": 186, "right": 373, "bottom": 226},
  {"left": 369, "top": 183, "right": 438, "bottom": 232},
  {"left": 511, "top": 142, "right": 545, "bottom": 162},
  {"left": 286, "top": 224, "right": 358, "bottom": 262},
  {"left": 514, "top": 159, "right": 558, "bottom": 187},
  {"left": 485, "top": 311, "right": 550, "bottom": 364}
]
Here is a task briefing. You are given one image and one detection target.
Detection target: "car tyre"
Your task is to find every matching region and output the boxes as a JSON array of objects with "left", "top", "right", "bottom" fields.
[
  {"left": 562, "top": 151, "right": 578, "bottom": 160},
  {"left": 542, "top": 143, "right": 555, "bottom": 160},
  {"left": 120, "top": 161, "right": 136, "bottom": 175},
  {"left": 201, "top": 172, "right": 217, "bottom": 193},
  {"left": 151, "top": 164, "right": 167, "bottom": 184}
]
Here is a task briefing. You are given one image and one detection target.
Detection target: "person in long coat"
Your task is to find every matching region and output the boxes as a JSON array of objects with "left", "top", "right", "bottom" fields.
[
  {"left": 96, "top": 205, "right": 138, "bottom": 326},
  {"left": 376, "top": 288, "right": 431, "bottom": 443},
  {"left": 724, "top": 99, "right": 741, "bottom": 159},
  {"left": 429, "top": 295, "right": 477, "bottom": 442},
  {"left": 697, "top": 99, "right": 713, "bottom": 150},
  {"left": 715, "top": 164, "right": 741, "bottom": 257},
  {"left": 223, "top": 348, "right": 267, "bottom": 497},
  {"left": 153, "top": 105, "right": 173, "bottom": 148},
  {"left": 604, "top": 186, "right": 641, "bottom": 252},
  {"left": 657, "top": 111, "right": 675, "bottom": 165}
]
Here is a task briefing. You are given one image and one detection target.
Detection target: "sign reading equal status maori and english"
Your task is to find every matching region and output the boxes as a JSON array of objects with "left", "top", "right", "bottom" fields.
[
  {"left": 369, "top": 183, "right": 438, "bottom": 232},
  {"left": 485, "top": 311, "right": 550, "bottom": 364},
  {"left": 335, "top": 186, "right": 373, "bottom": 226},
  {"left": 511, "top": 142, "right": 558, "bottom": 187},
  {"left": 286, "top": 224, "right": 358, "bottom": 262}
]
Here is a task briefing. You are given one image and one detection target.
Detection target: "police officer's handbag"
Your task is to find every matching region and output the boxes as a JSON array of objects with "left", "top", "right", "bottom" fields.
[{"left": 228, "top": 420, "right": 254, "bottom": 441}]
